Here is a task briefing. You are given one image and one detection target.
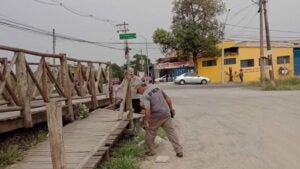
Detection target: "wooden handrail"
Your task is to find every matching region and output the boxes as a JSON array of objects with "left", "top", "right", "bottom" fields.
[{"left": 0, "top": 45, "right": 62, "bottom": 58}]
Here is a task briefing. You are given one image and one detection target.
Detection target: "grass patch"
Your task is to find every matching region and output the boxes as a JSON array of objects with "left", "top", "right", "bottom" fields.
[
  {"left": 99, "top": 124, "right": 168, "bottom": 169},
  {"left": 247, "top": 77, "right": 300, "bottom": 90},
  {"left": 99, "top": 125, "right": 146, "bottom": 169},
  {"left": 0, "top": 145, "right": 22, "bottom": 167},
  {"left": 0, "top": 124, "right": 48, "bottom": 169},
  {"left": 102, "top": 156, "right": 137, "bottom": 169}
]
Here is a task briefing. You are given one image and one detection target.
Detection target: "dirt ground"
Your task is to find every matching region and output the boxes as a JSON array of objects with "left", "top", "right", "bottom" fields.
[{"left": 139, "top": 85, "right": 300, "bottom": 169}]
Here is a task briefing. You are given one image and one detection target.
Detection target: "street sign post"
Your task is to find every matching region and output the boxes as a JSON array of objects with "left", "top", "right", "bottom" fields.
[{"left": 119, "top": 33, "right": 136, "bottom": 40}]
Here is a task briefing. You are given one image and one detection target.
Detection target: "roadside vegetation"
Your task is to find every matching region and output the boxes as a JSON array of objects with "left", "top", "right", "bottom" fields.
[
  {"left": 248, "top": 77, "right": 300, "bottom": 90},
  {"left": 0, "top": 103, "right": 89, "bottom": 169},
  {"left": 99, "top": 126, "right": 166, "bottom": 169},
  {"left": 0, "top": 124, "right": 48, "bottom": 169}
]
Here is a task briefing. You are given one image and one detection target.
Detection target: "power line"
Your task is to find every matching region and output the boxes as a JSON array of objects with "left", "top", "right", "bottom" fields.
[
  {"left": 0, "top": 18, "right": 123, "bottom": 51},
  {"left": 32, "top": 0, "right": 117, "bottom": 26},
  {"left": 227, "top": 23, "right": 300, "bottom": 34}
]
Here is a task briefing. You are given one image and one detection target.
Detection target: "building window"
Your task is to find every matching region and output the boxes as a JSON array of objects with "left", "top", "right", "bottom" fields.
[
  {"left": 203, "top": 60, "right": 217, "bottom": 67},
  {"left": 240, "top": 59, "right": 254, "bottom": 67},
  {"left": 224, "top": 58, "right": 236, "bottom": 65},
  {"left": 277, "top": 55, "right": 290, "bottom": 64}
]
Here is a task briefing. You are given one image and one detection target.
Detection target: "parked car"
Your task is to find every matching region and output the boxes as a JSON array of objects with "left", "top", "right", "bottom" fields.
[
  {"left": 174, "top": 73, "right": 210, "bottom": 85},
  {"left": 155, "top": 75, "right": 167, "bottom": 83},
  {"left": 112, "top": 77, "right": 121, "bottom": 85}
]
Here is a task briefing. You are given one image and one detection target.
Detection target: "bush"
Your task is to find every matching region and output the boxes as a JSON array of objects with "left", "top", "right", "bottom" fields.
[{"left": 74, "top": 103, "right": 89, "bottom": 119}]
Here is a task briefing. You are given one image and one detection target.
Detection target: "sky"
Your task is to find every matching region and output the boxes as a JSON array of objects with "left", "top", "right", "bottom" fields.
[{"left": 0, "top": 0, "right": 300, "bottom": 66}]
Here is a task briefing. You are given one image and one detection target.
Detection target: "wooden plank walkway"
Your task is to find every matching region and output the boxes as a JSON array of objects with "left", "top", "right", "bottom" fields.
[{"left": 6, "top": 109, "right": 130, "bottom": 169}]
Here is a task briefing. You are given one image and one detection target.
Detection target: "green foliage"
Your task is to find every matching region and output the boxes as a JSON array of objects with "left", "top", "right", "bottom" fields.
[
  {"left": 111, "top": 63, "right": 124, "bottom": 79},
  {"left": 74, "top": 103, "right": 89, "bottom": 119},
  {"left": 0, "top": 124, "right": 48, "bottom": 169},
  {"left": 153, "top": 28, "right": 177, "bottom": 54},
  {"left": 112, "top": 140, "right": 144, "bottom": 159},
  {"left": 130, "top": 54, "right": 151, "bottom": 73},
  {"left": 153, "top": 0, "right": 225, "bottom": 72},
  {"left": 0, "top": 145, "right": 22, "bottom": 168},
  {"left": 157, "top": 128, "right": 167, "bottom": 139},
  {"left": 100, "top": 127, "right": 145, "bottom": 169},
  {"left": 101, "top": 156, "right": 137, "bottom": 169},
  {"left": 172, "top": 0, "right": 225, "bottom": 35}
]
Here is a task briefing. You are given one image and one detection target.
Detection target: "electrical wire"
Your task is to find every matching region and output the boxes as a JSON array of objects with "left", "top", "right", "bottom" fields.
[
  {"left": 32, "top": 0, "right": 117, "bottom": 26},
  {"left": 0, "top": 18, "right": 123, "bottom": 51}
]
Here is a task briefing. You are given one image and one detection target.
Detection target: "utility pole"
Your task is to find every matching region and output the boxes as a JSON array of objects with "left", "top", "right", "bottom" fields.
[
  {"left": 259, "top": 0, "right": 265, "bottom": 85},
  {"left": 263, "top": 0, "right": 276, "bottom": 86},
  {"left": 116, "top": 22, "right": 130, "bottom": 69},
  {"left": 52, "top": 28, "right": 56, "bottom": 65},
  {"left": 221, "top": 9, "right": 230, "bottom": 83},
  {"left": 138, "top": 34, "right": 149, "bottom": 77}
]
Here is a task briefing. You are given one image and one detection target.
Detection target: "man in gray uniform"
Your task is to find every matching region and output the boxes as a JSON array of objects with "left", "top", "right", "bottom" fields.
[{"left": 137, "top": 83, "right": 183, "bottom": 157}]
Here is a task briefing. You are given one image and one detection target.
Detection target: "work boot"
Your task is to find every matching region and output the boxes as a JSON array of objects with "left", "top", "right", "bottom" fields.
[
  {"left": 145, "top": 151, "right": 155, "bottom": 156},
  {"left": 176, "top": 152, "right": 183, "bottom": 158}
]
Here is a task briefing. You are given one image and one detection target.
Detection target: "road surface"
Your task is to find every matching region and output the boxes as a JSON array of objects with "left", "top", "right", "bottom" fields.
[{"left": 140, "top": 84, "right": 300, "bottom": 169}]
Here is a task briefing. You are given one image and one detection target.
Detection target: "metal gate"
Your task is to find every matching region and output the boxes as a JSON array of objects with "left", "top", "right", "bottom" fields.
[{"left": 294, "top": 49, "right": 300, "bottom": 75}]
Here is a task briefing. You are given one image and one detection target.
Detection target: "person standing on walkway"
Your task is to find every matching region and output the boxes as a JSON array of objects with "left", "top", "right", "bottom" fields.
[
  {"left": 116, "top": 67, "right": 143, "bottom": 113},
  {"left": 137, "top": 82, "right": 183, "bottom": 157}
]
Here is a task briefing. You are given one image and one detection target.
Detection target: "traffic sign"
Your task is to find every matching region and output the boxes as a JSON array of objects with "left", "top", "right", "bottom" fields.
[{"left": 119, "top": 33, "right": 136, "bottom": 40}]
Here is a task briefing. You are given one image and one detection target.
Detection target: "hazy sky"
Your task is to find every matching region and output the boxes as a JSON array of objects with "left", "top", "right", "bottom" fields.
[{"left": 0, "top": 0, "right": 299, "bottom": 65}]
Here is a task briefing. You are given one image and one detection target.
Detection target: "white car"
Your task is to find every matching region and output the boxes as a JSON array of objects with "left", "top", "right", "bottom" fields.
[
  {"left": 155, "top": 75, "right": 167, "bottom": 83},
  {"left": 174, "top": 73, "right": 210, "bottom": 85}
]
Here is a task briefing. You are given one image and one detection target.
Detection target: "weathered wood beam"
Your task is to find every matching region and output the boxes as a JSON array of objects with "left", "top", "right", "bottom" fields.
[
  {"left": 60, "top": 54, "right": 74, "bottom": 121},
  {"left": 45, "top": 62, "right": 66, "bottom": 98},
  {"left": 26, "top": 61, "right": 49, "bottom": 102},
  {"left": 89, "top": 63, "right": 97, "bottom": 109},
  {"left": 16, "top": 52, "right": 32, "bottom": 128},
  {"left": 46, "top": 102, "right": 65, "bottom": 169},
  {"left": 0, "top": 45, "right": 61, "bottom": 58}
]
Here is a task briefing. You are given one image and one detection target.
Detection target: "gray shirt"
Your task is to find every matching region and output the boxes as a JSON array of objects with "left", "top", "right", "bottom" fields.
[{"left": 140, "top": 85, "right": 170, "bottom": 119}]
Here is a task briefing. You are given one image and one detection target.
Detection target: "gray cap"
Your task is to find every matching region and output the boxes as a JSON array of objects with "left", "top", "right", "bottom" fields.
[{"left": 136, "top": 82, "right": 147, "bottom": 91}]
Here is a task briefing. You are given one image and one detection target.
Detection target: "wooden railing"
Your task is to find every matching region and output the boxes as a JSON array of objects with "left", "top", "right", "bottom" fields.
[{"left": 0, "top": 45, "right": 113, "bottom": 132}]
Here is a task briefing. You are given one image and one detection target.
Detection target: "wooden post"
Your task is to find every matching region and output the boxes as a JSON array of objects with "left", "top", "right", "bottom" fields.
[
  {"left": 46, "top": 102, "right": 65, "bottom": 169},
  {"left": 16, "top": 52, "right": 32, "bottom": 128},
  {"left": 88, "top": 62, "right": 97, "bottom": 109},
  {"left": 77, "top": 62, "right": 84, "bottom": 96},
  {"left": 42, "top": 58, "right": 49, "bottom": 101},
  {"left": 60, "top": 54, "right": 74, "bottom": 121},
  {"left": 126, "top": 79, "right": 134, "bottom": 132},
  {"left": 107, "top": 62, "right": 113, "bottom": 103}
]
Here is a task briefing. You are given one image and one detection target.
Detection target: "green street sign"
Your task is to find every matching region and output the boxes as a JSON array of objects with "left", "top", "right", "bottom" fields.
[{"left": 119, "top": 33, "right": 136, "bottom": 40}]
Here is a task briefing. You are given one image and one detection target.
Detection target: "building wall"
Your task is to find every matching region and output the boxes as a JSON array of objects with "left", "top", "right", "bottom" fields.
[{"left": 197, "top": 46, "right": 294, "bottom": 83}]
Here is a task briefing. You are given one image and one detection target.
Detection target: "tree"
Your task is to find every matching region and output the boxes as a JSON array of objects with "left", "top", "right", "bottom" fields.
[
  {"left": 111, "top": 63, "right": 123, "bottom": 79},
  {"left": 153, "top": 0, "right": 225, "bottom": 73},
  {"left": 121, "top": 54, "right": 152, "bottom": 75},
  {"left": 153, "top": 29, "right": 177, "bottom": 54}
]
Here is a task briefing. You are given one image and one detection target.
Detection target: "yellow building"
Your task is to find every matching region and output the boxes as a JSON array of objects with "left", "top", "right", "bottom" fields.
[{"left": 198, "top": 41, "right": 295, "bottom": 83}]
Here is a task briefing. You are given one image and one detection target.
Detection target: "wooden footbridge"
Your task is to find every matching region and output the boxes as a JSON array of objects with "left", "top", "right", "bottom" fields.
[
  {"left": 0, "top": 45, "right": 115, "bottom": 133},
  {"left": 0, "top": 45, "right": 139, "bottom": 169}
]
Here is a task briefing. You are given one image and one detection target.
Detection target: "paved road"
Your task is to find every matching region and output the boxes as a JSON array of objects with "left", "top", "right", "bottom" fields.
[{"left": 140, "top": 84, "right": 300, "bottom": 169}]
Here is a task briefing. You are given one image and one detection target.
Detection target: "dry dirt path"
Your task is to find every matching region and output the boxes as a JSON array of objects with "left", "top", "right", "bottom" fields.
[{"left": 140, "top": 85, "right": 300, "bottom": 169}]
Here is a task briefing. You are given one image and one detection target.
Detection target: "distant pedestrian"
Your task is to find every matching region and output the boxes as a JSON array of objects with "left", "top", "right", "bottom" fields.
[
  {"left": 238, "top": 69, "right": 244, "bottom": 83},
  {"left": 137, "top": 82, "right": 183, "bottom": 158}
]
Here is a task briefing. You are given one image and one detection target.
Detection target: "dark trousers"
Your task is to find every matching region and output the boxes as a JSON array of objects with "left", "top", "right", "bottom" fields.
[{"left": 132, "top": 98, "right": 142, "bottom": 113}]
